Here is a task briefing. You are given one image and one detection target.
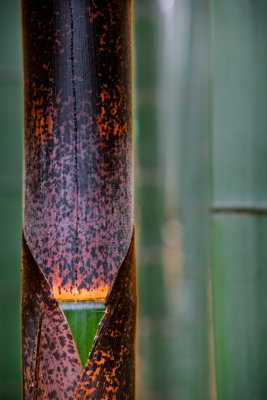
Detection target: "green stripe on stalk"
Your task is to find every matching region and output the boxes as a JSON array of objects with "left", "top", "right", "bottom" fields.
[{"left": 61, "top": 302, "right": 105, "bottom": 369}]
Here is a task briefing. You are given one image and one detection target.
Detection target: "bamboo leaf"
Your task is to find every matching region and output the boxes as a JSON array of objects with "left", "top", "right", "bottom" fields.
[{"left": 61, "top": 303, "right": 105, "bottom": 369}]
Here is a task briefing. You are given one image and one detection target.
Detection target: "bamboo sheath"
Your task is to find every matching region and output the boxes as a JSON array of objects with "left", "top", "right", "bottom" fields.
[{"left": 21, "top": 0, "right": 136, "bottom": 399}]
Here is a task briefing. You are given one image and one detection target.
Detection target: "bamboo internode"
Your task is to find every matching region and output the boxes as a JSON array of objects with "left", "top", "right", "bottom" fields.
[{"left": 21, "top": 0, "right": 136, "bottom": 398}]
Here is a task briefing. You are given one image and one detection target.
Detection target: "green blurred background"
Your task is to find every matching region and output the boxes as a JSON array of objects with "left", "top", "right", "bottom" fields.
[
  {"left": 1, "top": 0, "right": 267, "bottom": 399},
  {"left": 0, "top": 0, "right": 22, "bottom": 398}
]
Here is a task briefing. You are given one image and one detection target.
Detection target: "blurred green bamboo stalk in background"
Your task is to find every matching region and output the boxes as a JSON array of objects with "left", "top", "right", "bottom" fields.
[
  {"left": 134, "top": 1, "right": 169, "bottom": 399},
  {"left": 175, "top": 0, "right": 211, "bottom": 398},
  {"left": 0, "top": 1, "right": 22, "bottom": 399},
  {"left": 160, "top": 0, "right": 211, "bottom": 398},
  {"left": 211, "top": 1, "right": 267, "bottom": 398}
]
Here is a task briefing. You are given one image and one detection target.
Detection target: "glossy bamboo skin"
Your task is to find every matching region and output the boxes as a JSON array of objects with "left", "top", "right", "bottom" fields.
[
  {"left": 21, "top": 0, "right": 136, "bottom": 398},
  {"left": 22, "top": 0, "right": 133, "bottom": 302}
]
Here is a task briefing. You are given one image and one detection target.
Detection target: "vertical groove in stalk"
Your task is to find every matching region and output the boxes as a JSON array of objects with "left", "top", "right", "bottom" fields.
[{"left": 68, "top": 0, "right": 79, "bottom": 288}]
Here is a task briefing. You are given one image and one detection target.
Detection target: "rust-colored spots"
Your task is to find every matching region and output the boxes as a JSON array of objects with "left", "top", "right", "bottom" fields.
[
  {"left": 22, "top": 0, "right": 133, "bottom": 302},
  {"left": 21, "top": 233, "right": 83, "bottom": 399},
  {"left": 22, "top": 0, "right": 136, "bottom": 400},
  {"left": 22, "top": 231, "right": 137, "bottom": 399},
  {"left": 76, "top": 231, "right": 137, "bottom": 399},
  {"left": 21, "top": 0, "right": 136, "bottom": 397}
]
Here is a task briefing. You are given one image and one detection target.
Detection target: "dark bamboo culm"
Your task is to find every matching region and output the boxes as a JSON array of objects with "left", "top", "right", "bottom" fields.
[{"left": 21, "top": 0, "right": 136, "bottom": 399}]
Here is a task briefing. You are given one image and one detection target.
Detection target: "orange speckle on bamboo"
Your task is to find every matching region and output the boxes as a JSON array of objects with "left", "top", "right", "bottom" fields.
[{"left": 53, "top": 285, "right": 109, "bottom": 302}]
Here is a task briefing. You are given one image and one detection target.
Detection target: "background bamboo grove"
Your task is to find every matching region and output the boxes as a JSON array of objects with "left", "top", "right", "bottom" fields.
[{"left": 0, "top": 0, "right": 267, "bottom": 399}]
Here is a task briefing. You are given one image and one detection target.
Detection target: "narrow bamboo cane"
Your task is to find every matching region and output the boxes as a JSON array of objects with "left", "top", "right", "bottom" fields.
[
  {"left": 175, "top": 1, "right": 211, "bottom": 398},
  {"left": 21, "top": 0, "right": 136, "bottom": 398},
  {"left": 0, "top": 2, "right": 23, "bottom": 397},
  {"left": 211, "top": 1, "right": 267, "bottom": 398},
  {"left": 134, "top": 1, "right": 169, "bottom": 398},
  {"left": 160, "top": 0, "right": 211, "bottom": 398}
]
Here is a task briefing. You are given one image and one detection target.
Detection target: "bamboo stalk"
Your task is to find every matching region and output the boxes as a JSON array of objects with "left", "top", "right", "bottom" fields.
[
  {"left": 134, "top": 1, "right": 169, "bottom": 398},
  {"left": 21, "top": 0, "right": 136, "bottom": 398},
  {"left": 211, "top": 1, "right": 267, "bottom": 398},
  {"left": 160, "top": 0, "right": 211, "bottom": 398},
  {"left": 0, "top": 1, "right": 22, "bottom": 398},
  {"left": 176, "top": 1, "right": 211, "bottom": 398}
]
